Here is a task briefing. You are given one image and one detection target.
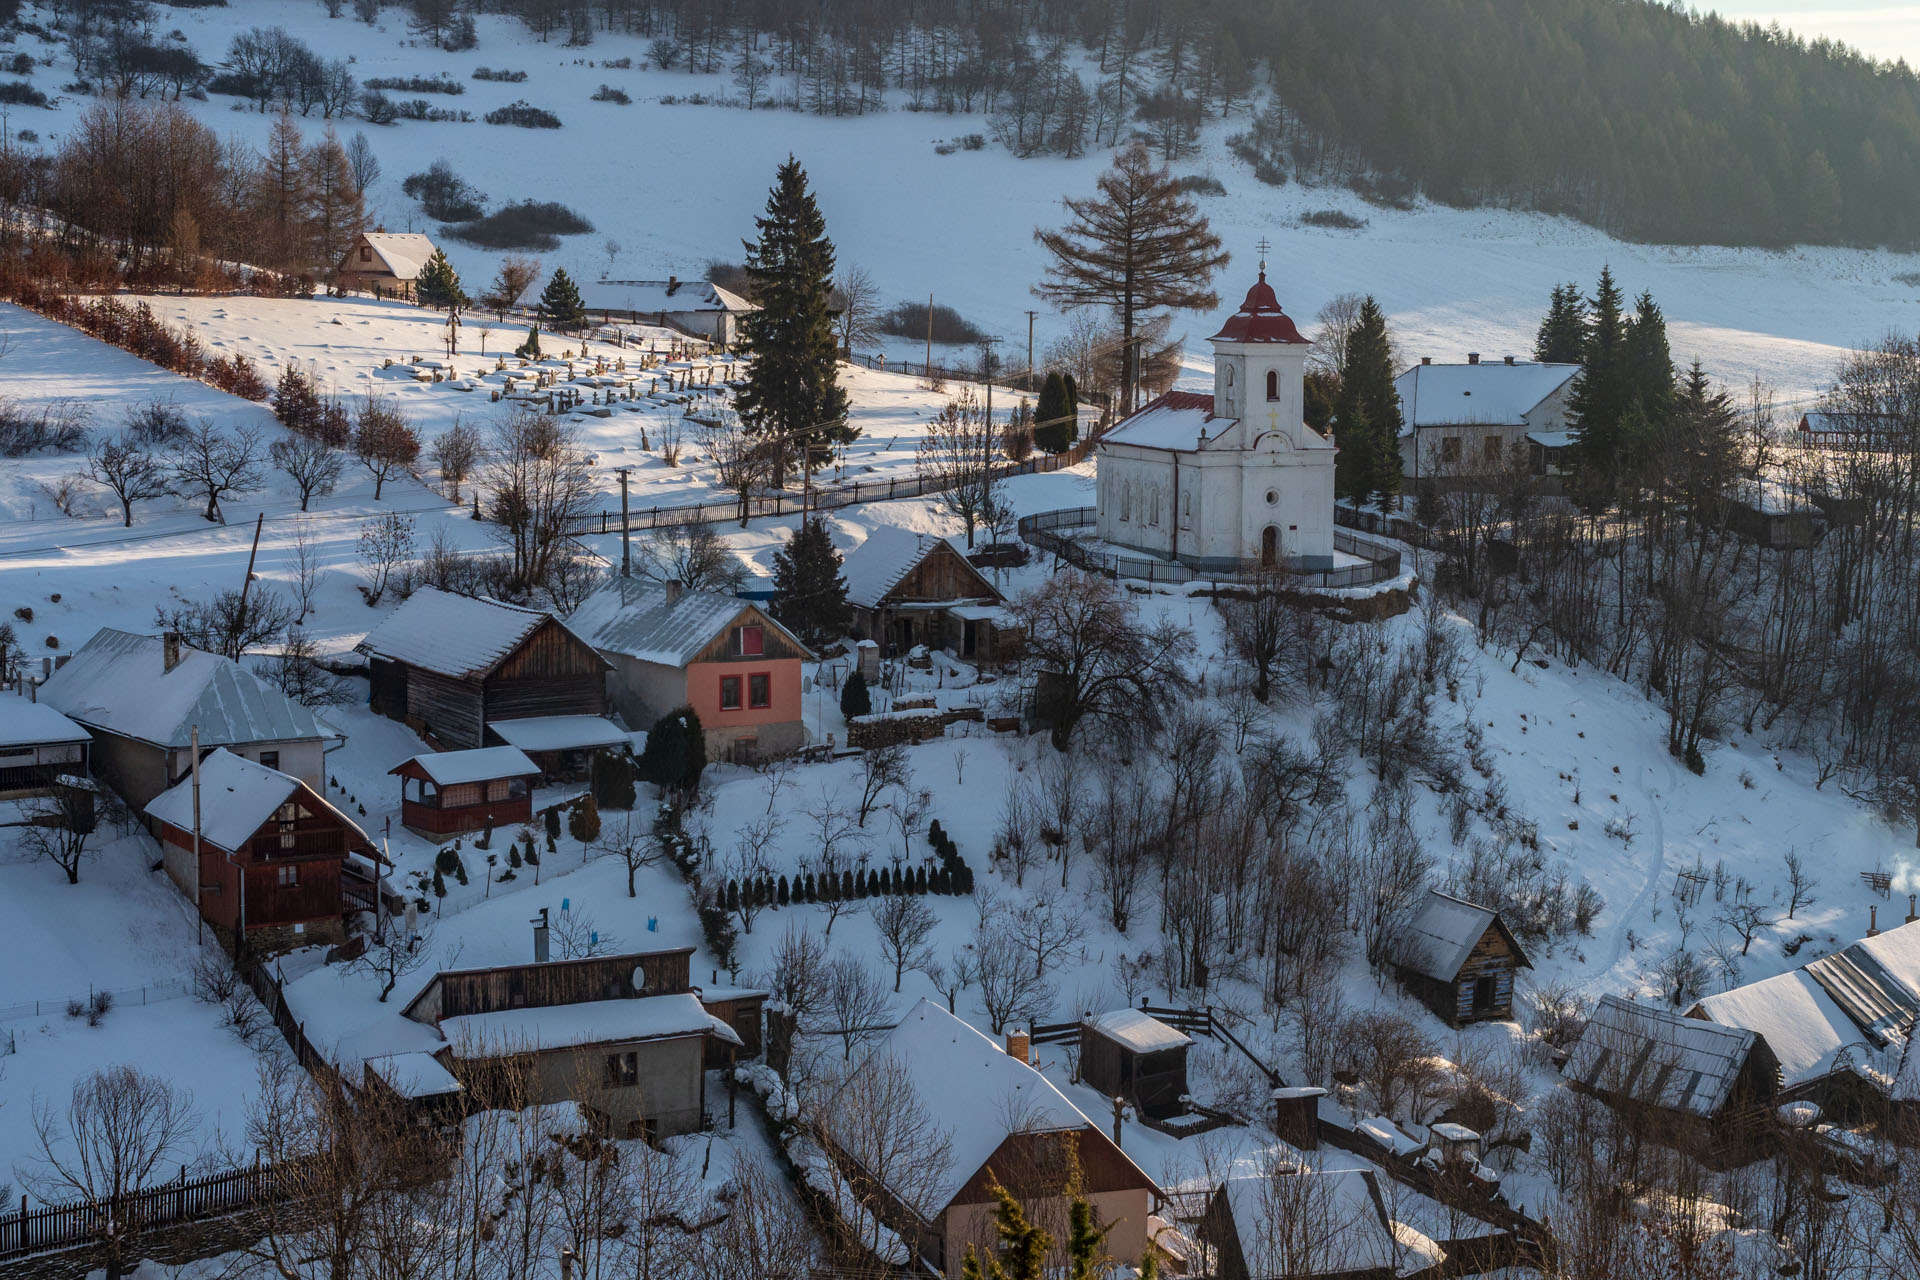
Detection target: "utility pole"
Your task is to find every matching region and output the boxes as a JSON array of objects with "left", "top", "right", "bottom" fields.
[
  {"left": 925, "top": 292, "right": 933, "bottom": 376},
  {"left": 1025, "top": 310, "right": 1038, "bottom": 388},
  {"left": 231, "top": 512, "right": 265, "bottom": 662},
  {"left": 614, "top": 467, "right": 633, "bottom": 576}
]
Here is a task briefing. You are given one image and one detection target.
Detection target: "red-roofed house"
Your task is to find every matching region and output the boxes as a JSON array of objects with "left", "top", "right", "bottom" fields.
[{"left": 1094, "top": 263, "right": 1336, "bottom": 572}]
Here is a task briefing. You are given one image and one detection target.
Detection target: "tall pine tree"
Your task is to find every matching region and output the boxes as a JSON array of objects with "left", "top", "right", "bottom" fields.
[
  {"left": 735, "top": 157, "right": 850, "bottom": 490},
  {"left": 1033, "top": 371, "right": 1078, "bottom": 454},
  {"left": 1566, "top": 266, "right": 1632, "bottom": 507},
  {"left": 770, "top": 515, "right": 851, "bottom": 647},
  {"left": 415, "top": 248, "right": 466, "bottom": 311},
  {"left": 1332, "top": 296, "right": 1402, "bottom": 508},
  {"left": 538, "top": 267, "right": 587, "bottom": 333},
  {"left": 1533, "top": 282, "right": 1589, "bottom": 363}
]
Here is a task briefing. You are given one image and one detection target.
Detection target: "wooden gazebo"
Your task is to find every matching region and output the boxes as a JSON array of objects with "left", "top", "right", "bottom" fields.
[{"left": 391, "top": 746, "right": 538, "bottom": 836}]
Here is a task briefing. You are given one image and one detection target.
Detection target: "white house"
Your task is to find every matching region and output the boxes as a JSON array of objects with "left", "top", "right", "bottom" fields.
[
  {"left": 1395, "top": 354, "right": 1580, "bottom": 485},
  {"left": 577, "top": 277, "right": 757, "bottom": 345},
  {"left": 1094, "top": 265, "right": 1337, "bottom": 571}
]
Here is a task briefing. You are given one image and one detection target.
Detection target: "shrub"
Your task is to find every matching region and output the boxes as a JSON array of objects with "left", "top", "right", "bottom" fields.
[
  {"left": 591, "top": 84, "right": 630, "bottom": 105},
  {"left": 402, "top": 160, "right": 485, "bottom": 222},
  {"left": 1174, "top": 174, "right": 1226, "bottom": 196},
  {"left": 484, "top": 100, "right": 562, "bottom": 128},
  {"left": 0, "top": 81, "right": 48, "bottom": 108},
  {"left": 365, "top": 74, "right": 464, "bottom": 94},
  {"left": 8, "top": 54, "right": 33, "bottom": 75},
  {"left": 473, "top": 66, "right": 529, "bottom": 83},
  {"left": 876, "top": 300, "right": 989, "bottom": 344},
  {"left": 568, "top": 794, "right": 602, "bottom": 843},
  {"left": 591, "top": 752, "right": 637, "bottom": 810},
  {"left": 840, "top": 669, "right": 871, "bottom": 719},
  {"left": 1300, "top": 209, "right": 1368, "bottom": 230},
  {"left": 125, "top": 400, "right": 190, "bottom": 444},
  {"left": 0, "top": 398, "right": 89, "bottom": 456},
  {"left": 442, "top": 200, "right": 593, "bottom": 251}
]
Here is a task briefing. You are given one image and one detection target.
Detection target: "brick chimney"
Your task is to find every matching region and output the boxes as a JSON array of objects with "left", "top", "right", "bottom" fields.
[
  {"left": 1421, "top": 356, "right": 1432, "bottom": 365},
  {"left": 1467, "top": 352, "right": 1481, "bottom": 366},
  {"left": 162, "top": 631, "right": 182, "bottom": 673},
  {"left": 1005, "top": 1027, "right": 1030, "bottom": 1064},
  {"left": 664, "top": 581, "right": 683, "bottom": 606},
  {"left": 1504, "top": 355, "right": 1516, "bottom": 365}
]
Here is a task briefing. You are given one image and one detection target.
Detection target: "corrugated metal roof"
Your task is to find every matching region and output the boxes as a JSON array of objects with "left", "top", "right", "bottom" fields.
[
  {"left": 567, "top": 578, "right": 808, "bottom": 667},
  {"left": 357, "top": 589, "right": 578, "bottom": 680},
  {"left": 1564, "top": 996, "right": 1759, "bottom": 1116},
  {"left": 1395, "top": 361, "right": 1579, "bottom": 432},
  {"left": 40, "top": 628, "right": 324, "bottom": 750}
]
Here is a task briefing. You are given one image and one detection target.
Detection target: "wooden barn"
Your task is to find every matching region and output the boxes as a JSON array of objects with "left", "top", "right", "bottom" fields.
[
  {"left": 841, "top": 528, "right": 1011, "bottom": 660},
  {"left": 390, "top": 746, "right": 539, "bottom": 836},
  {"left": 1079, "top": 1008, "right": 1193, "bottom": 1120},
  {"left": 143, "top": 749, "right": 382, "bottom": 954},
  {"left": 0, "top": 693, "right": 90, "bottom": 796},
  {"left": 402, "top": 947, "right": 746, "bottom": 1138},
  {"left": 358, "top": 589, "right": 609, "bottom": 750},
  {"left": 1198, "top": 1167, "right": 1419, "bottom": 1280},
  {"left": 1391, "top": 891, "right": 1530, "bottom": 1026}
]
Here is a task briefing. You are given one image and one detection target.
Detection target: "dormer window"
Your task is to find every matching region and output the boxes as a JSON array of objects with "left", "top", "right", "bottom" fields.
[
  {"left": 739, "top": 625, "right": 764, "bottom": 657},
  {"left": 1266, "top": 370, "right": 1279, "bottom": 401}
]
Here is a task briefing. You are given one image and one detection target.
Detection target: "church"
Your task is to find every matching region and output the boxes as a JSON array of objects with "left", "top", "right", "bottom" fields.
[{"left": 1094, "top": 262, "right": 1337, "bottom": 571}]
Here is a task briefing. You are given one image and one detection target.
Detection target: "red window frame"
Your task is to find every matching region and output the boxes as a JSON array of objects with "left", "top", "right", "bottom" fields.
[
  {"left": 740, "top": 625, "right": 765, "bottom": 657},
  {"left": 748, "top": 672, "right": 771, "bottom": 709},
  {"left": 719, "top": 675, "right": 743, "bottom": 711}
]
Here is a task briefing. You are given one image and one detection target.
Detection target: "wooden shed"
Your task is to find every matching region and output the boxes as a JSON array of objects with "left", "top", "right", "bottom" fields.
[
  {"left": 1079, "top": 1007, "right": 1193, "bottom": 1120},
  {"left": 695, "top": 984, "right": 769, "bottom": 1067},
  {"left": 841, "top": 527, "right": 1010, "bottom": 660},
  {"left": 390, "top": 746, "right": 538, "bottom": 836},
  {"left": 358, "top": 588, "right": 609, "bottom": 750},
  {"left": 1391, "top": 891, "right": 1531, "bottom": 1026}
]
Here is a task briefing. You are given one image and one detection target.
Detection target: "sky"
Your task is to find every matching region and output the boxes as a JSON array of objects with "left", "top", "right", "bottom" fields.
[{"left": 1707, "top": 2, "right": 1920, "bottom": 66}]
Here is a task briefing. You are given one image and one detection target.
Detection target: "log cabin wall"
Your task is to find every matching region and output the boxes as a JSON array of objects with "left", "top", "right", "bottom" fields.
[
  {"left": 885, "top": 544, "right": 998, "bottom": 605},
  {"left": 409, "top": 949, "right": 696, "bottom": 1023},
  {"left": 1450, "top": 925, "right": 1521, "bottom": 1024},
  {"left": 401, "top": 668, "right": 487, "bottom": 748},
  {"left": 483, "top": 619, "right": 608, "bottom": 723}
]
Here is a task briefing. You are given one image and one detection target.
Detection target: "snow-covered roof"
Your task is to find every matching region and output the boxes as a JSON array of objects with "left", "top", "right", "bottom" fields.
[
  {"left": 1101, "top": 391, "right": 1217, "bottom": 450},
  {"left": 568, "top": 577, "right": 807, "bottom": 667},
  {"left": 488, "top": 715, "right": 629, "bottom": 753},
  {"left": 1218, "top": 1168, "right": 1401, "bottom": 1276},
  {"left": 392, "top": 746, "right": 539, "bottom": 787},
  {"left": 579, "top": 279, "right": 757, "bottom": 315},
  {"left": 1801, "top": 411, "right": 1897, "bottom": 435},
  {"left": 1394, "top": 890, "right": 1523, "bottom": 983},
  {"left": 1086, "top": 1008, "right": 1192, "bottom": 1054},
  {"left": 1395, "top": 360, "right": 1579, "bottom": 431},
  {"left": 1726, "top": 475, "right": 1818, "bottom": 516},
  {"left": 440, "top": 993, "right": 742, "bottom": 1057},
  {"left": 365, "top": 1051, "right": 463, "bottom": 1098},
  {"left": 40, "top": 629, "right": 323, "bottom": 750},
  {"left": 836, "top": 1000, "right": 1135, "bottom": 1218},
  {"left": 1694, "top": 971, "right": 1873, "bottom": 1090},
  {"left": 0, "top": 695, "right": 90, "bottom": 748},
  {"left": 359, "top": 589, "right": 597, "bottom": 680},
  {"left": 840, "top": 527, "right": 998, "bottom": 610},
  {"left": 357, "top": 233, "right": 437, "bottom": 281},
  {"left": 144, "top": 748, "right": 369, "bottom": 855},
  {"left": 1525, "top": 430, "right": 1578, "bottom": 449},
  {"left": 1564, "top": 996, "right": 1760, "bottom": 1116}
]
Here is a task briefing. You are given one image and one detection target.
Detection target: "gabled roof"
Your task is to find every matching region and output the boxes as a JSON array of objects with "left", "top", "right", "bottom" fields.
[
  {"left": 833, "top": 1000, "right": 1151, "bottom": 1219},
  {"left": 39, "top": 629, "right": 323, "bottom": 750},
  {"left": 353, "top": 233, "right": 437, "bottom": 281},
  {"left": 566, "top": 578, "right": 810, "bottom": 667},
  {"left": 1564, "top": 995, "right": 1764, "bottom": 1116},
  {"left": 1394, "top": 890, "right": 1530, "bottom": 982},
  {"left": 1801, "top": 411, "right": 1898, "bottom": 435},
  {"left": 840, "top": 527, "right": 1000, "bottom": 610},
  {"left": 1394, "top": 360, "right": 1580, "bottom": 432},
  {"left": 487, "top": 715, "right": 630, "bottom": 753},
  {"left": 1693, "top": 970, "right": 1875, "bottom": 1090},
  {"left": 1086, "top": 1008, "right": 1192, "bottom": 1054},
  {"left": 578, "top": 279, "right": 758, "bottom": 315},
  {"left": 145, "top": 748, "right": 372, "bottom": 855},
  {"left": 391, "top": 746, "right": 539, "bottom": 787},
  {"left": 1216, "top": 1168, "right": 1403, "bottom": 1277},
  {"left": 1101, "top": 390, "right": 1219, "bottom": 450},
  {"left": 1209, "top": 272, "right": 1310, "bottom": 345},
  {"left": 0, "top": 695, "right": 90, "bottom": 748},
  {"left": 358, "top": 589, "right": 604, "bottom": 680}
]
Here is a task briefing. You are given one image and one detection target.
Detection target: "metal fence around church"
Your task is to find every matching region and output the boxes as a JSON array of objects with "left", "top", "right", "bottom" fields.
[{"left": 1018, "top": 508, "right": 1405, "bottom": 590}]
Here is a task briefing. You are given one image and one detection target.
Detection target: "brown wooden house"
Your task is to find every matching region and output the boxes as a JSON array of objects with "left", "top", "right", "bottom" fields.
[
  {"left": 143, "top": 748, "right": 382, "bottom": 954},
  {"left": 1391, "top": 890, "right": 1530, "bottom": 1026},
  {"left": 359, "top": 588, "right": 609, "bottom": 750},
  {"left": 402, "top": 948, "right": 751, "bottom": 1138},
  {"left": 842, "top": 528, "right": 1012, "bottom": 660},
  {"left": 1079, "top": 1008, "right": 1193, "bottom": 1120},
  {"left": 390, "top": 746, "right": 539, "bottom": 836},
  {"left": 336, "top": 232, "right": 437, "bottom": 299}
]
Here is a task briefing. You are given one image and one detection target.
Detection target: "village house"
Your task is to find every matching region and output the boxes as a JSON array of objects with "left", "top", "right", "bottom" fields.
[
  {"left": 577, "top": 277, "right": 757, "bottom": 345},
  {"left": 1562, "top": 995, "right": 1782, "bottom": 1160},
  {"left": 358, "top": 589, "right": 612, "bottom": 751},
  {"left": 1095, "top": 261, "right": 1337, "bottom": 572},
  {"left": 38, "top": 628, "right": 328, "bottom": 812},
  {"left": 1390, "top": 890, "right": 1531, "bottom": 1026},
  {"left": 143, "top": 748, "right": 382, "bottom": 954},
  {"left": 336, "top": 231, "right": 439, "bottom": 300},
  {"left": 1799, "top": 410, "right": 1899, "bottom": 449},
  {"left": 1687, "top": 914, "right": 1920, "bottom": 1117},
  {"left": 389, "top": 745, "right": 539, "bottom": 837},
  {"left": 1197, "top": 1166, "right": 1425, "bottom": 1280},
  {"left": 400, "top": 948, "right": 746, "bottom": 1138},
  {"left": 0, "top": 693, "right": 91, "bottom": 796},
  {"left": 567, "top": 577, "right": 811, "bottom": 763},
  {"left": 842, "top": 527, "right": 1010, "bottom": 660},
  {"left": 824, "top": 1000, "right": 1161, "bottom": 1276},
  {"left": 1719, "top": 476, "right": 1824, "bottom": 550},
  {"left": 1395, "top": 355, "right": 1579, "bottom": 488},
  {"left": 1078, "top": 1008, "right": 1193, "bottom": 1122}
]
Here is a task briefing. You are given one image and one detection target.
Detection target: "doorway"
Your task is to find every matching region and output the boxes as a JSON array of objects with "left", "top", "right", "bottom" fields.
[{"left": 1261, "top": 526, "right": 1279, "bottom": 567}]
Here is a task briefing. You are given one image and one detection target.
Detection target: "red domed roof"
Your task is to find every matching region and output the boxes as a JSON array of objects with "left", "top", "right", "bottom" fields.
[{"left": 1210, "top": 271, "right": 1309, "bottom": 345}]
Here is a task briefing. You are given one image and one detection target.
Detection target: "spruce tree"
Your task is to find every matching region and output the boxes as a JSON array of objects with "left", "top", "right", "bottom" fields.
[
  {"left": 1566, "top": 267, "right": 1633, "bottom": 507},
  {"left": 1033, "top": 371, "right": 1079, "bottom": 454},
  {"left": 770, "top": 516, "right": 851, "bottom": 647},
  {"left": 415, "top": 248, "right": 466, "bottom": 312},
  {"left": 735, "top": 157, "right": 851, "bottom": 489},
  {"left": 538, "top": 267, "right": 587, "bottom": 333},
  {"left": 1533, "top": 283, "right": 1590, "bottom": 363},
  {"left": 840, "top": 669, "right": 871, "bottom": 719},
  {"left": 515, "top": 323, "right": 543, "bottom": 359},
  {"left": 1333, "top": 296, "right": 1402, "bottom": 507},
  {"left": 639, "top": 707, "right": 708, "bottom": 795}
]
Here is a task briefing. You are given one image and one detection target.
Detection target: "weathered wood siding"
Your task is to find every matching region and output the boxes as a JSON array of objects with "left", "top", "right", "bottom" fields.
[
  {"left": 401, "top": 667, "right": 487, "bottom": 749},
  {"left": 688, "top": 607, "right": 810, "bottom": 665},
  {"left": 1450, "top": 924, "right": 1520, "bottom": 1024},
  {"left": 884, "top": 542, "right": 1000, "bottom": 606},
  {"left": 406, "top": 948, "right": 695, "bottom": 1024},
  {"left": 482, "top": 618, "right": 607, "bottom": 724}
]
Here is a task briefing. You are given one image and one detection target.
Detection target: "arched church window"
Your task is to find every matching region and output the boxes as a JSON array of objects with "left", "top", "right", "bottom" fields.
[
  {"left": 1265, "top": 369, "right": 1279, "bottom": 401},
  {"left": 1120, "top": 482, "right": 1131, "bottom": 522},
  {"left": 1181, "top": 489, "right": 1192, "bottom": 529},
  {"left": 1150, "top": 488, "right": 1161, "bottom": 526}
]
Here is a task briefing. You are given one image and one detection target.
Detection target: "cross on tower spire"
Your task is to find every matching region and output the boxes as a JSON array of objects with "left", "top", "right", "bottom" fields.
[{"left": 1255, "top": 238, "right": 1271, "bottom": 278}]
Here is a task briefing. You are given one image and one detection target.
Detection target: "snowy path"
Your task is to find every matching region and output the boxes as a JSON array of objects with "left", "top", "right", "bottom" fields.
[{"left": 1601, "top": 759, "right": 1674, "bottom": 980}]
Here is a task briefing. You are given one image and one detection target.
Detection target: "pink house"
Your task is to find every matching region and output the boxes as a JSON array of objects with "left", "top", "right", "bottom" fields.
[{"left": 568, "top": 579, "right": 814, "bottom": 763}]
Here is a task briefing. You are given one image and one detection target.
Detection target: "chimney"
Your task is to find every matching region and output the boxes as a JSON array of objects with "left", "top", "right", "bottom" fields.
[
  {"left": 1908, "top": 894, "right": 1916, "bottom": 924},
  {"left": 532, "top": 907, "right": 551, "bottom": 963},
  {"left": 666, "top": 274, "right": 679, "bottom": 296},
  {"left": 664, "top": 581, "right": 683, "bottom": 606},
  {"left": 1467, "top": 352, "right": 1481, "bottom": 366},
  {"left": 1005, "top": 1027, "right": 1031, "bottom": 1064},
  {"left": 162, "top": 631, "right": 182, "bottom": 673},
  {"left": 1504, "top": 355, "right": 1516, "bottom": 366},
  {"left": 1420, "top": 356, "right": 1432, "bottom": 365},
  {"left": 1870, "top": 904, "right": 1880, "bottom": 938}
]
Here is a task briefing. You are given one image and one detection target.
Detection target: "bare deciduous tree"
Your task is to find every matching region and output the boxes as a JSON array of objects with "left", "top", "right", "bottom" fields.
[
  {"left": 353, "top": 398, "right": 422, "bottom": 501},
  {"left": 431, "top": 418, "right": 482, "bottom": 501},
  {"left": 357, "top": 510, "right": 415, "bottom": 605},
  {"left": 870, "top": 894, "right": 938, "bottom": 992},
  {"left": 916, "top": 387, "right": 1001, "bottom": 548},
  {"left": 1014, "top": 568, "right": 1190, "bottom": 751},
  {"left": 87, "top": 434, "right": 171, "bottom": 527},
  {"left": 168, "top": 420, "right": 264, "bottom": 522},
  {"left": 270, "top": 432, "right": 345, "bottom": 511},
  {"left": 595, "top": 809, "right": 666, "bottom": 898},
  {"left": 974, "top": 924, "right": 1055, "bottom": 1035},
  {"left": 832, "top": 263, "right": 882, "bottom": 356},
  {"left": 636, "top": 520, "right": 747, "bottom": 592},
  {"left": 350, "top": 916, "right": 434, "bottom": 1002},
  {"left": 17, "top": 781, "right": 100, "bottom": 884},
  {"left": 822, "top": 952, "right": 890, "bottom": 1060},
  {"left": 482, "top": 410, "right": 596, "bottom": 593}
]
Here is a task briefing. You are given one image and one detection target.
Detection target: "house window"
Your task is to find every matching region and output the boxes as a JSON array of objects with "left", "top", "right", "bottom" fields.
[
  {"left": 720, "top": 676, "right": 743, "bottom": 710},
  {"left": 277, "top": 865, "right": 299, "bottom": 887},
  {"left": 605, "top": 1052, "right": 638, "bottom": 1087},
  {"left": 739, "top": 625, "right": 764, "bottom": 657},
  {"left": 1483, "top": 436, "right": 1502, "bottom": 464},
  {"left": 259, "top": 751, "right": 279, "bottom": 771},
  {"left": 359, "top": 245, "right": 371, "bottom": 263},
  {"left": 1441, "top": 436, "right": 1462, "bottom": 464},
  {"left": 1266, "top": 370, "right": 1279, "bottom": 401},
  {"left": 748, "top": 673, "right": 771, "bottom": 709}
]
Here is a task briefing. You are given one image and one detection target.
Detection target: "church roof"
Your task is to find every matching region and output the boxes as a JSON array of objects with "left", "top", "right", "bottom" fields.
[
  {"left": 1101, "top": 391, "right": 1218, "bottom": 450},
  {"left": 1210, "top": 272, "right": 1309, "bottom": 345}
]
